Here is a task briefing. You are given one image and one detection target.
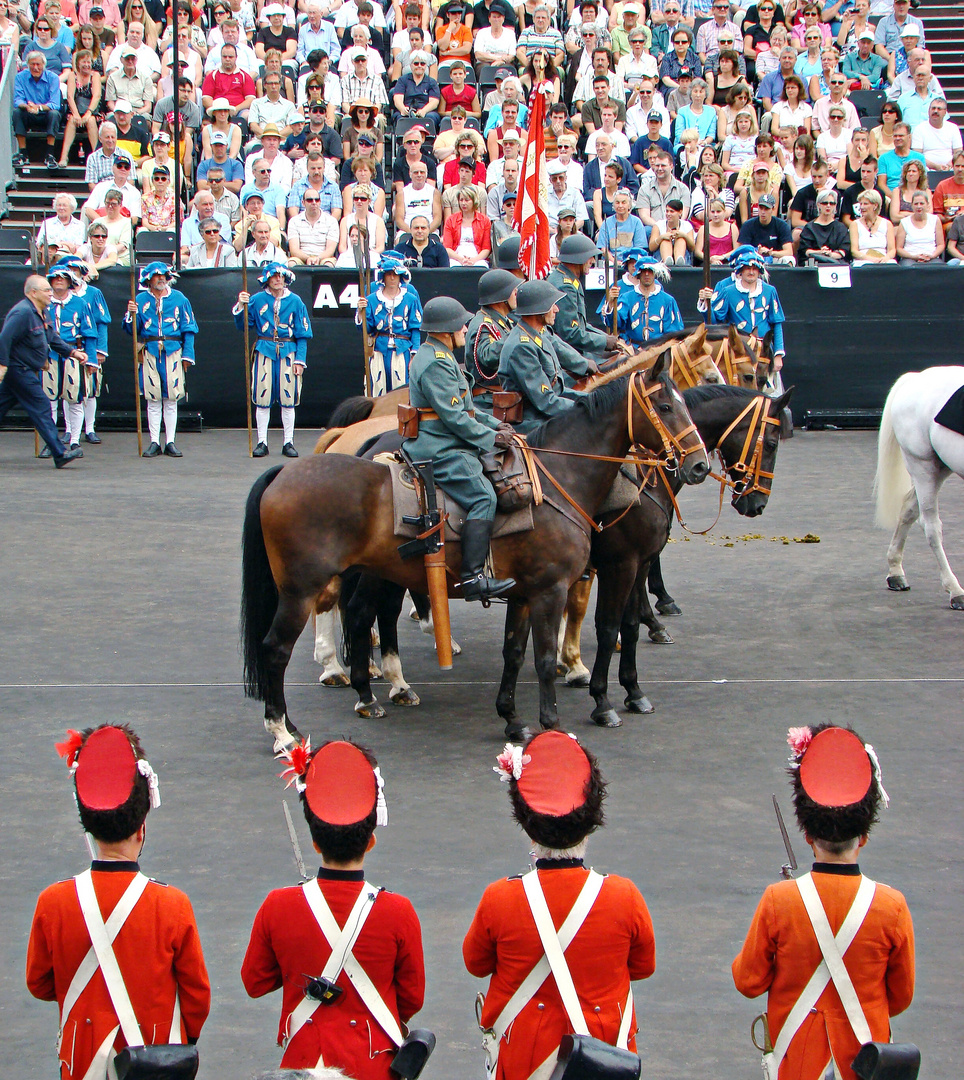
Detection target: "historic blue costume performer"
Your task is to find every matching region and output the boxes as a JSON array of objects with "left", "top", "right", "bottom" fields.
[
  {"left": 356, "top": 251, "right": 422, "bottom": 398},
  {"left": 41, "top": 263, "right": 98, "bottom": 454},
  {"left": 235, "top": 261, "right": 312, "bottom": 458},
  {"left": 124, "top": 261, "right": 199, "bottom": 458},
  {"left": 698, "top": 246, "right": 786, "bottom": 380},
  {"left": 54, "top": 254, "right": 111, "bottom": 444},
  {"left": 599, "top": 250, "right": 684, "bottom": 346}
]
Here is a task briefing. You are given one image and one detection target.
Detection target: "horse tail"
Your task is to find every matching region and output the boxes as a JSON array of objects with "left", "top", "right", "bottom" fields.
[
  {"left": 873, "top": 376, "right": 913, "bottom": 531},
  {"left": 329, "top": 395, "right": 375, "bottom": 428},
  {"left": 240, "top": 465, "right": 284, "bottom": 701},
  {"left": 338, "top": 569, "right": 364, "bottom": 668},
  {"left": 313, "top": 427, "right": 345, "bottom": 455}
]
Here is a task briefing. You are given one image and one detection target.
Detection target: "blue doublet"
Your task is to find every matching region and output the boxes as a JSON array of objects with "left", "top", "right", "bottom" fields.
[
  {"left": 601, "top": 281, "right": 684, "bottom": 345},
  {"left": 235, "top": 288, "right": 313, "bottom": 408},
  {"left": 43, "top": 295, "right": 98, "bottom": 404},
  {"left": 709, "top": 277, "right": 786, "bottom": 355},
  {"left": 76, "top": 283, "right": 112, "bottom": 358},
  {"left": 365, "top": 284, "right": 423, "bottom": 396},
  {"left": 124, "top": 287, "right": 199, "bottom": 400}
]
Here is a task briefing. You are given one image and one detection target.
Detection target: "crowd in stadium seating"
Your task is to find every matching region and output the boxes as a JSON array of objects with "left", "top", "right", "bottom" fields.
[{"left": 6, "top": 0, "right": 964, "bottom": 270}]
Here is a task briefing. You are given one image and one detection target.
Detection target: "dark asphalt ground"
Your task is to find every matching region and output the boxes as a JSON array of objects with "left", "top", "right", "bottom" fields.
[{"left": 1, "top": 427, "right": 961, "bottom": 1080}]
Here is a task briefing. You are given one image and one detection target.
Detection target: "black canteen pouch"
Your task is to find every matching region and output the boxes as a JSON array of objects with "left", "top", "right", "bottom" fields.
[
  {"left": 390, "top": 1028, "right": 437, "bottom": 1079},
  {"left": 851, "top": 1042, "right": 921, "bottom": 1080},
  {"left": 113, "top": 1045, "right": 199, "bottom": 1080},
  {"left": 480, "top": 444, "right": 534, "bottom": 514},
  {"left": 548, "top": 1034, "right": 641, "bottom": 1080}
]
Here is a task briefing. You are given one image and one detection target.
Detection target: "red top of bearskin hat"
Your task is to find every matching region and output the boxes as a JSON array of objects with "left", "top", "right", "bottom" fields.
[
  {"left": 305, "top": 741, "right": 378, "bottom": 824},
  {"left": 799, "top": 727, "right": 873, "bottom": 808},
  {"left": 74, "top": 727, "right": 138, "bottom": 811},
  {"left": 516, "top": 731, "right": 591, "bottom": 817}
]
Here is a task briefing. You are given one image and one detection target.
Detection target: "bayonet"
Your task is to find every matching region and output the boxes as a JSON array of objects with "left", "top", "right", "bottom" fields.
[
  {"left": 283, "top": 799, "right": 309, "bottom": 880},
  {"left": 772, "top": 794, "right": 797, "bottom": 879}
]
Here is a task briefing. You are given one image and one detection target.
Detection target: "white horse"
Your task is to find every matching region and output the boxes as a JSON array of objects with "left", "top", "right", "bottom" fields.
[{"left": 874, "top": 366, "right": 964, "bottom": 610}]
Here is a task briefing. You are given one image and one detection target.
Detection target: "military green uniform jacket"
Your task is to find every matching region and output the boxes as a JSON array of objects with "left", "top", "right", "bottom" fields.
[
  {"left": 547, "top": 267, "right": 610, "bottom": 358},
  {"left": 405, "top": 336, "right": 502, "bottom": 520},
  {"left": 466, "top": 306, "right": 513, "bottom": 399},
  {"left": 498, "top": 320, "right": 583, "bottom": 434}
]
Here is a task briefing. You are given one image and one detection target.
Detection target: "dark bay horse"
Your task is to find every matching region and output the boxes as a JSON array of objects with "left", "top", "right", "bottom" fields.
[{"left": 241, "top": 362, "right": 710, "bottom": 749}]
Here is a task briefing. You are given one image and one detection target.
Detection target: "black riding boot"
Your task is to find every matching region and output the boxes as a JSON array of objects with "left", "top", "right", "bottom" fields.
[{"left": 458, "top": 518, "right": 516, "bottom": 602}]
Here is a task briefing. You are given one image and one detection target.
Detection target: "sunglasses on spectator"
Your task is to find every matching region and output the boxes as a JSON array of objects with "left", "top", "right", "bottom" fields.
[
  {"left": 35, "top": 22, "right": 50, "bottom": 29},
  {"left": 806, "top": 34, "right": 820, "bottom": 41},
  {"left": 255, "top": 167, "right": 269, "bottom": 174},
  {"left": 202, "top": 227, "right": 221, "bottom": 234},
  {"left": 354, "top": 194, "right": 369, "bottom": 200},
  {"left": 830, "top": 78, "right": 846, "bottom": 85},
  {"left": 404, "top": 139, "right": 419, "bottom": 145},
  {"left": 303, "top": 195, "right": 320, "bottom": 202},
  {"left": 412, "top": 59, "right": 426, "bottom": 64},
  {"left": 89, "top": 230, "right": 108, "bottom": 238},
  {"left": 115, "top": 160, "right": 132, "bottom": 168}
]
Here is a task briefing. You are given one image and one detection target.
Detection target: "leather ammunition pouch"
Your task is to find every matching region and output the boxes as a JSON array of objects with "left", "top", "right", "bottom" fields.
[
  {"left": 390, "top": 1028, "right": 437, "bottom": 1080},
  {"left": 113, "top": 1045, "right": 200, "bottom": 1080},
  {"left": 548, "top": 1034, "right": 641, "bottom": 1080},
  {"left": 398, "top": 403, "right": 419, "bottom": 438},
  {"left": 852, "top": 1043, "right": 921, "bottom": 1080},
  {"left": 492, "top": 390, "right": 523, "bottom": 424},
  {"left": 481, "top": 442, "right": 534, "bottom": 514}
]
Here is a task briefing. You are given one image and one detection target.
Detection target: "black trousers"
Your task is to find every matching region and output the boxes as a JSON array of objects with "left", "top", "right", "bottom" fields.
[
  {"left": 13, "top": 107, "right": 60, "bottom": 137},
  {"left": 0, "top": 365, "right": 66, "bottom": 457}
]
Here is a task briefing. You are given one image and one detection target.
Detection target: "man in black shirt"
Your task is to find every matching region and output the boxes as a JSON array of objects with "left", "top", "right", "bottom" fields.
[
  {"left": 0, "top": 276, "right": 85, "bottom": 467},
  {"left": 737, "top": 193, "right": 795, "bottom": 264},
  {"left": 472, "top": 0, "right": 518, "bottom": 32},
  {"left": 285, "top": 101, "right": 342, "bottom": 160},
  {"left": 789, "top": 158, "right": 841, "bottom": 245},
  {"left": 340, "top": 2, "right": 385, "bottom": 53}
]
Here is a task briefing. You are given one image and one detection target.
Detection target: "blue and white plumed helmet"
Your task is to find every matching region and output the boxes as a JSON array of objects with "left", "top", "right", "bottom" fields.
[
  {"left": 729, "top": 245, "right": 766, "bottom": 274},
  {"left": 631, "top": 252, "right": 671, "bottom": 283},
  {"left": 258, "top": 261, "right": 295, "bottom": 287},
  {"left": 374, "top": 251, "right": 411, "bottom": 284},
  {"left": 53, "top": 254, "right": 91, "bottom": 278},
  {"left": 47, "top": 263, "right": 82, "bottom": 287},
  {"left": 138, "top": 261, "right": 178, "bottom": 289}
]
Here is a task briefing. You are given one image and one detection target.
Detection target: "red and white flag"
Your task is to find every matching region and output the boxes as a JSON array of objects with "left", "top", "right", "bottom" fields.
[{"left": 512, "top": 80, "right": 552, "bottom": 280}]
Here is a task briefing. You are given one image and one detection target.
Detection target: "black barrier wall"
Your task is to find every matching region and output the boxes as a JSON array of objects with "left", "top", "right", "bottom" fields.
[{"left": 1, "top": 266, "right": 961, "bottom": 426}]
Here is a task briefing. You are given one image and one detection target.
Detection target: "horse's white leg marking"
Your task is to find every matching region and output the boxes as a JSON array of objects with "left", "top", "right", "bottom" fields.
[
  {"left": 264, "top": 716, "right": 297, "bottom": 753},
  {"left": 886, "top": 488, "right": 920, "bottom": 581},
  {"left": 417, "top": 609, "right": 462, "bottom": 656},
  {"left": 314, "top": 608, "right": 351, "bottom": 686},
  {"left": 907, "top": 458, "right": 963, "bottom": 599}
]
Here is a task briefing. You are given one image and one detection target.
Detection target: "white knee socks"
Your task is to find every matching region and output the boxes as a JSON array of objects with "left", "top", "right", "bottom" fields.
[
  {"left": 147, "top": 400, "right": 162, "bottom": 444},
  {"left": 162, "top": 399, "right": 177, "bottom": 444},
  {"left": 62, "top": 400, "right": 83, "bottom": 445},
  {"left": 83, "top": 396, "right": 97, "bottom": 434},
  {"left": 256, "top": 406, "right": 270, "bottom": 444},
  {"left": 281, "top": 406, "right": 295, "bottom": 445}
]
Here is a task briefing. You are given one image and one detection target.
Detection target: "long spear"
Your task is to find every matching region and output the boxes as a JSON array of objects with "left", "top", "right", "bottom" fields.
[
  {"left": 702, "top": 194, "right": 712, "bottom": 325},
  {"left": 355, "top": 225, "right": 372, "bottom": 395},
  {"left": 29, "top": 216, "right": 40, "bottom": 457},
  {"left": 241, "top": 243, "right": 253, "bottom": 456},
  {"left": 130, "top": 222, "right": 143, "bottom": 456}
]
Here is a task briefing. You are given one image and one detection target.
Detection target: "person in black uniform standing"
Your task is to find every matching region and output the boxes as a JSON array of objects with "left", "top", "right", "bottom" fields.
[{"left": 0, "top": 275, "right": 85, "bottom": 468}]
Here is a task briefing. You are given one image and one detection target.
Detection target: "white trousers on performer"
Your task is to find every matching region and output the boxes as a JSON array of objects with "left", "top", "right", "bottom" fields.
[
  {"left": 147, "top": 400, "right": 178, "bottom": 445},
  {"left": 57, "top": 400, "right": 84, "bottom": 445},
  {"left": 256, "top": 406, "right": 295, "bottom": 445},
  {"left": 84, "top": 396, "right": 97, "bottom": 434}
]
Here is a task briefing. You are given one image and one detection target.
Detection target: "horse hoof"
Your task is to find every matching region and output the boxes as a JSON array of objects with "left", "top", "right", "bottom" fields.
[
  {"left": 540, "top": 718, "right": 561, "bottom": 731},
  {"left": 369, "top": 664, "right": 383, "bottom": 680},
  {"left": 408, "top": 605, "right": 420, "bottom": 621},
  {"left": 320, "top": 672, "right": 351, "bottom": 687},
  {"left": 565, "top": 672, "right": 591, "bottom": 688},
  {"left": 591, "top": 708, "right": 622, "bottom": 728},
  {"left": 656, "top": 601, "right": 682, "bottom": 616},
  {"left": 354, "top": 699, "right": 386, "bottom": 719},
  {"left": 951, "top": 595, "right": 964, "bottom": 611},
  {"left": 264, "top": 717, "right": 301, "bottom": 753},
  {"left": 625, "top": 695, "right": 655, "bottom": 714},
  {"left": 389, "top": 687, "right": 420, "bottom": 706},
  {"left": 505, "top": 722, "right": 531, "bottom": 741},
  {"left": 648, "top": 628, "right": 674, "bottom": 644},
  {"left": 556, "top": 662, "right": 568, "bottom": 677},
  {"left": 886, "top": 575, "right": 910, "bottom": 592}
]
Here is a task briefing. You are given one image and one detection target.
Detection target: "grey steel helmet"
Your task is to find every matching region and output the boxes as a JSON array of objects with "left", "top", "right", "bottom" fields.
[
  {"left": 496, "top": 234, "right": 522, "bottom": 271},
  {"left": 514, "top": 280, "right": 564, "bottom": 317},
  {"left": 478, "top": 269, "right": 520, "bottom": 307},
  {"left": 558, "top": 234, "right": 602, "bottom": 264},
  {"left": 421, "top": 296, "right": 474, "bottom": 333}
]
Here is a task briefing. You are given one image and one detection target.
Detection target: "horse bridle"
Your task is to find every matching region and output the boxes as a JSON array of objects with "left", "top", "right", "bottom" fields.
[
  {"left": 713, "top": 394, "right": 782, "bottom": 499},
  {"left": 667, "top": 339, "right": 716, "bottom": 391},
  {"left": 715, "top": 334, "right": 759, "bottom": 387},
  {"left": 627, "top": 370, "right": 704, "bottom": 473}
]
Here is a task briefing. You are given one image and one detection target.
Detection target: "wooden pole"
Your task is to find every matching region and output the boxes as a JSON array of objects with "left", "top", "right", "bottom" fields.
[
  {"left": 30, "top": 217, "right": 40, "bottom": 457},
  {"left": 241, "top": 244, "right": 253, "bottom": 456},
  {"left": 702, "top": 198, "right": 712, "bottom": 324},
  {"left": 424, "top": 545, "right": 453, "bottom": 670},
  {"left": 356, "top": 225, "right": 373, "bottom": 395},
  {"left": 130, "top": 227, "right": 143, "bottom": 457}
]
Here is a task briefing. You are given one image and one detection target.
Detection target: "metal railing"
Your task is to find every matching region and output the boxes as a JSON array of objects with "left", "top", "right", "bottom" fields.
[{"left": 0, "top": 50, "right": 17, "bottom": 219}]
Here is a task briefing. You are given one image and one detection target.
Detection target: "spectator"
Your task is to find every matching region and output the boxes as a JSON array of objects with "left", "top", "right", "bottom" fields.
[
  {"left": 392, "top": 126, "right": 437, "bottom": 195},
  {"left": 551, "top": 207, "right": 580, "bottom": 262},
  {"left": 547, "top": 159, "right": 589, "bottom": 230},
  {"left": 554, "top": 133, "right": 584, "bottom": 193},
  {"left": 705, "top": 42, "right": 744, "bottom": 106},
  {"left": 334, "top": 0, "right": 387, "bottom": 32},
  {"left": 798, "top": 188, "right": 851, "bottom": 262},
  {"left": 203, "top": 166, "right": 241, "bottom": 223},
  {"left": 946, "top": 213, "right": 964, "bottom": 264},
  {"left": 440, "top": 60, "right": 481, "bottom": 117},
  {"left": 442, "top": 186, "right": 491, "bottom": 265},
  {"left": 106, "top": 20, "right": 160, "bottom": 77},
  {"left": 85, "top": 152, "right": 142, "bottom": 220},
  {"left": 649, "top": 197, "right": 695, "bottom": 263},
  {"left": 697, "top": 0, "right": 739, "bottom": 66},
  {"left": 201, "top": 43, "right": 256, "bottom": 119},
  {"left": 629, "top": 109, "right": 674, "bottom": 177},
  {"left": 343, "top": 133, "right": 388, "bottom": 191},
  {"left": 201, "top": 97, "right": 243, "bottom": 160},
  {"left": 784, "top": 132, "right": 815, "bottom": 196},
  {"left": 486, "top": 99, "right": 526, "bottom": 160},
  {"left": 389, "top": 24, "right": 432, "bottom": 82},
  {"left": 889, "top": 157, "right": 931, "bottom": 223},
  {"left": 674, "top": 77, "right": 716, "bottom": 148},
  {"left": 289, "top": 100, "right": 343, "bottom": 163},
  {"left": 759, "top": 46, "right": 797, "bottom": 110},
  {"left": 395, "top": 214, "right": 450, "bottom": 267},
  {"left": 85, "top": 120, "right": 118, "bottom": 188},
  {"left": 205, "top": 17, "right": 259, "bottom": 79},
  {"left": 842, "top": 30, "right": 888, "bottom": 89},
  {"left": 660, "top": 25, "right": 701, "bottom": 92},
  {"left": 255, "top": 3, "right": 298, "bottom": 82},
  {"left": 521, "top": 48, "right": 561, "bottom": 104},
  {"left": 474, "top": 2, "right": 516, "bottom": 64},
  {"left": 587, "top": 103, "right": 631, "bottom": 160},
  {"left": 443, "top": 140, "right": 485, "bottom": 189},
  {"left": 59, "top": 50, "right": 104, "bottom": 167},
  {"left": 871, "top": 99, "right": 901, "bottom": 157},
  {"left": 573, "top": 48, "right": 625, "bottom": 116},
  {"left": 738, "top": 159, "right": 780, "bottom": 222},
  {"left": 182, "top": 189, "right": 232, "bottom": 254},
  {"left": 896, "top": 189, "right": 944, "bottom": 263},
  {"left": 109, "top": 99, "right": 152, "bottom": 163},
  {"left": 793, "top": 26, "right": 825, "bottom": 84},
  {"left": 13, "top": 52, "right": 61, "bottom": 169},
  {"left": 392, "top": 50, "right": 441, "bottom": 127},
  {"left": 611, "top": 3, "right": 647, "bottom": 60},
  {"left": 691, "top": 162, "right": 736, "bottom": 224},
  {"left": 435, "top": 108, "right": 485, "bottom": 163},
  {"left": 849, "top": 188, "right": 897, "bottom": 263},
  {"left": 287, "top": 151, "right": 342, "bottom": 220},
  {"left": 97, "top": 188, "right": 134, "bottom": 261},
  {"left": 472, "top": 0, "right": 518, "bottom": 35},
  {"left": 483, "top": 157, "right": 519, "bottom": 219},
  {"left": 543, "top": 102, "right": 575, "bottom": 159},
  {"left": 154, "top": 77, "right": 203, "bottom": 150},
  {"left": 339, "top": 0, "right": 385, "bottom": 53},
  {"left": 812, "top": 71, "right": 859, "bottom": 134},
  {"left": 580, "top": 75, "right": 628, "bottom": 138},
  {"left": 933, "top": 150, "right": 964, "bottom": 235},
  {"left": 718, "top": 83, "right": 758, "bottom": 142},
  {"left": 735, "top": 133, "right": 784, "bottom": 193},
  {"left": 583, "top": 134, "right": 638, "bottom": 204},
  {"left": 484, "top": 127, "right": 522, "bottom": 188},
  {"left": 243, "top": 219, "right": 284, "bottom": 265},
  {"left": 887, "top": 47, "right": 943, "bottom": 103},
  {"left": 742, "top": 2, "right": 779, "bottom": 84},
  {"left": 874, "top": 0, "right": 924, "bottom": 65},
  {"left": 399, "top": 157, "right": 443, "bottom": 232},
  {"left": 297, "top": 1, "right": 340, "bottom": 66},
  {"left": 337, "top": 23, "right": 384, "bottom": 77},
  {"left": 248, "top": 72, "right": 301, "bottom": 138},
  {"left": 837, "top": 126, "right": 873, "bottom": 188},
  {"left": 0, "top": 0, "right": 20, "bottom": 63},
  {"left": 722, "top": 111, "right": 758, "bottom": 176},
  {"left": 338, "top": 184, "right": 386, "bottom": 257},
  {"left": 911, "top": 98, "right": 962, "bottom": 171},
  {"left": 696, "top": 195, "right": 740, "bottom": 262},
  {"left": 490, "top": 191, "right": 518, "bottom": 249},
  {"left": 816, "top": 105, "right": 853, "bottom": 168},
  {"left": 626, "top": 79, "right": 670, "bottom": 142},
  {"left": 287, "top": 191, "right": 339, "bottom": 265},
  {"left": 140, "top": 165, "right": 176, "bottom": 228},
  {"left": 480, "top": 64, "right": 513, "bottom": 114},
  {"left": 37, "top": 194, "right": 86, "bottom": 253},
  {"left": 593, "top": 159, "right": 625, "bottom": 229},
  {"left": 837, "top": 0, "right": 874, "bottom": 60},
  {"left": 896, "top": 63, "right": 939, "bottom": 130},
  {"left": 185, "top": 215, "right": 239, "bottom": 266},
  {"left": 299, "top": 51, "right": 342, "bottom": 123},
  {"left": 516, "top": 4, "right": 564, "bottom": 68},
  {"left": 159, "top": 26, "right": 203, "bottom": 95},
  {"left": 618, "top": 27, "right": 660, "bottom": 90},
  {"left": 792, "top": 3, "right": 832, "bottom": 51},
  {"left": 26, "top": 19, "right": 72, "bottom": 79},
  {"left": 878, "top": 122, "right": 925, "bottom": 195},
  {"left": 636, "top": 150, "right": 691, "bottom": 237},
  {"left": 789, "top": 157, "right": 839, "bottom": 241},
  {"left": 76, "top": 219, "right": 121, "bottom": 272},
  {"left": 237, "top": 157, "right": 287, "bottom": 219},
  {"left": 737, "top": 192, "right": 795, "bottom": 263},
  {"left": 244, "top": 126, "right": 293, "bottom": 188},
  {"left": 87, "top": 6, "right": 119, "bottom": 51},
  {"left": 73, "top": 24, "right": 105, "bottom": 75},
  {"left": 232, "top": 190, "right": 283, "bottom": 252},
  {"left": 196, "top": 130, "right": 244, "bottom": 192},
  {"left": 435, "top": 1, "right": 472, "bottom": 65},
  {"left": 337, "top": 48, "right": 388, "bottom": 122},
  {"left": 840, "top": 154, "right": 889, "bottom": 221}
]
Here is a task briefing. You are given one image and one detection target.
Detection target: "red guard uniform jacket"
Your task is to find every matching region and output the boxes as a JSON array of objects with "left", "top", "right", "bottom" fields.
[
  {"left": 241, "top": 870, "right": 425, "bottom": 1079},
  {"left": 463, "top": 865, "right": 656, "bottom": 1080},
  {"left": 732, "top": 865, "right": 916, "bottom": 1080},
  {"left": 26, "top": 862, "right": 212, "bottom": 1080}
]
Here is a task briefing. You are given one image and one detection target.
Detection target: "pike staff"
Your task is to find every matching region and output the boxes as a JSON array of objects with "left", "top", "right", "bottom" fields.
[
  {"left": 702, "top": 195, "right": 712, "bottom": 324},
  {"left": 29, "top": 216, "right": 40, "bottom": 457},
  {"left": 355, "top": 224, "right": 373, "bottom": 396},
  {"left": 129, "top": 222, "right": 143, "bottom": 456},
  {"left": 241, "top": 244, "right": 253, "bottom": 457}
]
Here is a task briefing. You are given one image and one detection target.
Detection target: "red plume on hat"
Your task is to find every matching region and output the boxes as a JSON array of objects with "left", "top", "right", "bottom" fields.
[
  {"left": 277, "top": 735, "right": 314, "bottom": 792},
  {"left": 56, "top": 729, "right": 84, "bottom": 771},
  {"left": 278, "top": 739, "right": 388, "bottom": 827}
]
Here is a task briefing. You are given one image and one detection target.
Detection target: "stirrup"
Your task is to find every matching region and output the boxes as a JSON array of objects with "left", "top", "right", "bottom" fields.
[{"left": 458, "top": 572, "right": 516, "bottom": 604}]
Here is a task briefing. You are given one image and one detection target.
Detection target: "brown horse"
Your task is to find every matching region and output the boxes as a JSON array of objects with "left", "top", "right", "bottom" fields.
[{"left": 241, "top": 360, "right": 710, "bottom": 749}]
